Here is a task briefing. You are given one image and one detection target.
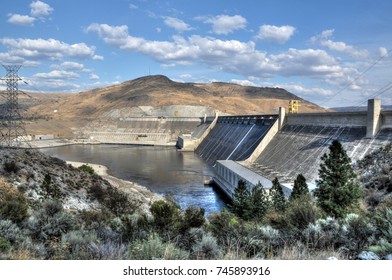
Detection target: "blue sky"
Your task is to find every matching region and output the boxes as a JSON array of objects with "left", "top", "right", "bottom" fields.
[{"left": 1, "top": 0, "right": 391, "bottom": 108}]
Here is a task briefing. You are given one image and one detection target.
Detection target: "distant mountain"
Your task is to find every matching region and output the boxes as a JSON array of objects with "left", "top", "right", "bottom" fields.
[{"left": 26, "top": 75, "right": 327, "bottom": 136}]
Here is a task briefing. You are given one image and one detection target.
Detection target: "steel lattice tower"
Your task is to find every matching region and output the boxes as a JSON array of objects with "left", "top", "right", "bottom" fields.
[{"left": 0, "top": 65, "right": 31, "bottom": 148}]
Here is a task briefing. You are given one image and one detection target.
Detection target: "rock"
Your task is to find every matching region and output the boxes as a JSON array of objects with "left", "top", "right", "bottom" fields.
[
  {"left": 357, "top": 251, "right": 380, "bottom": 260},
  {"left": 383, "top": 254, "right": 392, "bottom": 260}
]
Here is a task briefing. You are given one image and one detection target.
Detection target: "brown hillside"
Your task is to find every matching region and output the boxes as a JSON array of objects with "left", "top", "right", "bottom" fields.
[{"left": 25, "top": 75, "right": 327, "bottom": 136}]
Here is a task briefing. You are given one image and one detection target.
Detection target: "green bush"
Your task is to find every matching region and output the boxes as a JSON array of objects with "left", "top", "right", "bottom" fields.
[
  {"left": 78, "top": 164, "right": 96, "bottom": 175},
  {"left": 285, "top": 196, "right": 321, "bottom": 231},
  {"left": 4, "top": 161, "right": 20, "bottom": 173},
  {"left": 0, "top": 190, "right": 29, "bottom": 224},
  {"left": 0, "top": 236, "right": 11, "bottom": 253},
  {"left": 150, "top": 200, "right": 181, "bottom": 233}
]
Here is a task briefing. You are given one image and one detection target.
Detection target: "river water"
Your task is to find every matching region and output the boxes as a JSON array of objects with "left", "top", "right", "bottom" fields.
[{"left": 39, "top": 145, "right": 228, "bottom": 215}]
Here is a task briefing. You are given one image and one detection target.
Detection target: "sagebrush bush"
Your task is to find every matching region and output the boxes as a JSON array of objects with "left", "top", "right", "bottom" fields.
[
  {"left": 302, "top": 217, "right": 344, "bottom": 249},
  {"left": 342, "top": 213, "right": 376, "bottom": 255},
  {"left": 26, "top": 200, "right": 74, "bottom": 241},
  {"left": 61, "top": 230, "right": 99, "bottom": 259},
  {"left": 0, "top": 189, "right": 29, "bottom": 224},
  {"left": 0, "top": 220, "right": 24, "bottom": 244},
  {"left": 192, "top": 232, "right": 222, "bottom": 260},
  {"left": 88, "top": 241, "right": 128, "bottom": 260},
  {"left": 128, "top": 234, "right": 189, "bottom": 260}
]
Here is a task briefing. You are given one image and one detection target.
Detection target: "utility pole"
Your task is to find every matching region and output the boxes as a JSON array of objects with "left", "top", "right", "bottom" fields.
[{"left": 0, "top": 65, "right": 31, "bottom": 148}]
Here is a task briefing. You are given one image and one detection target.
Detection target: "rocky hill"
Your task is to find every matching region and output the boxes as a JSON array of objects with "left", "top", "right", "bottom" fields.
[{"left": 24, "top": 75, "right": 327, "bottom": 137}]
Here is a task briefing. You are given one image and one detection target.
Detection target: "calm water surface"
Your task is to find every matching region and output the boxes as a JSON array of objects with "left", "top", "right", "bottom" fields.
[{"left": 39, "top": 145, "right": 228, "bottom": 215}]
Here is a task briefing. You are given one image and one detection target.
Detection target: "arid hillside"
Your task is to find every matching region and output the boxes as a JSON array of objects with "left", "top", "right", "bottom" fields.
[{"left": 23, "top": 75, "right": 327, "bottom": 136}]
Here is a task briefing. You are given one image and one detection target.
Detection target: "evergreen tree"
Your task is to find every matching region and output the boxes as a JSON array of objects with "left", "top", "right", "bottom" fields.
[
  {"left": 314, "top": 140, "right": 362, "bottom": 218},
  {"left": 270, "top": 177, "right": 286, "bottom": 212},
  {"left": 290, "top": 174, "right": 309, "bottom": 201},
  {"left": 250, "top": 182, "right": 270, "bottom": 220},
  {"left": 231, "top": 180, "right": 252, "bottom": 220}
]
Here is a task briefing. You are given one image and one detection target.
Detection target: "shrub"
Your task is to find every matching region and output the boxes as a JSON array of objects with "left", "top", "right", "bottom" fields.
[
  {"left": 192, "top": 232, "right": 222, "bottom": 259},
  {"left": 179, "top": 206, "right": 205, "bottom": 233},
  {"left": 26, "top": 200, "right": 74, "bottom": 241},
  {"left": 128, "top": 234, "right": 189, "bottom": 260},
  {"left": 61, "top": 230, "right": 99, "bottom": 260},
  {"left": 342, "top": 213, "right": 376, "bottom": 255},
  {"left": 207, "top": 210, "right": 242, "bottom": 247},
  {"left": 0, "top": 220, "right": 24, "bottom": 244},
  {"left": 285, "top": 196, "right": 322, "bottom": 231},
  {"left": 39, "top": 174, "right": 63, "bottom": 200},
  {"left": 78, "top": 164, "right": 96, "bottom": 175},
  {"left": 4, "top": 161, "right": 19, "bottom": 173},
  {"left": 88, "top": 241, "right": 128, "bottom": 260},
  {"left": 302, "top": 217, "right": 344, "bottom": 250},
  {"left": 150, "top": 200, "right": 181, "bottom": 233},
  {"left": 0, "top": 236, "right": 11, "bottom": 253},
  {"left": 0, "top": 188, "right": 29, "bottom": 224}
]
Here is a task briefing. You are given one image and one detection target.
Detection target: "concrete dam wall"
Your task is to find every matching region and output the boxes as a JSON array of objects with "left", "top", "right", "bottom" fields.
[
  {"left": 246, "top": 125, "right": 392, "bottom": 184},
  {"left": 83, "top": 117, "right": 208, "bottom": 145},
  {"left": 195, "top": 115, "right": 278, "bottom": 165}
]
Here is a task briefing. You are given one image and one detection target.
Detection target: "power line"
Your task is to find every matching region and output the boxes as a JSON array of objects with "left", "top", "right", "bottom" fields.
[{"left": 320, "top": 48, "right": 392, "bottom": 107}]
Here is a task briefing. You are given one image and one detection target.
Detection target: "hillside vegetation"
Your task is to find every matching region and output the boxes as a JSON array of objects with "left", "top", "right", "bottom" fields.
[{"left": 0, "top": 143, "right": 391, "bottom": 260}]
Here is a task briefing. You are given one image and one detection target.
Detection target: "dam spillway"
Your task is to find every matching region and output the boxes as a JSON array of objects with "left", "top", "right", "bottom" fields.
[
  {"left": 247, "top": 125, "right": 392, "bottom": 184},
  {"left": 195, "top": 115, "right": 278, "bottom": 165}
]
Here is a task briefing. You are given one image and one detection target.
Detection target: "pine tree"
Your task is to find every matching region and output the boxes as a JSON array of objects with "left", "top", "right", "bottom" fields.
[
  {"left": 250, "top": 182, "right": 270, "bottom": 220},
  {"left": 231, "top": 180, "right": 252, "bottom": 220},
  {"left": 290, "top": 174, "right": 309, "bottom": 201},
  {"left": 270, "top": 177, "right": 286, "bottom": 212},
  {"left": 314, "top": 140, "right": 362, "bottom": 218}
]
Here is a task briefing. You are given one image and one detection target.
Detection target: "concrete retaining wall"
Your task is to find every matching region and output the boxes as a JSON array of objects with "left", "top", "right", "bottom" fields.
[{"left": 382, "top": 111, "right": 392, "bottom": 127}]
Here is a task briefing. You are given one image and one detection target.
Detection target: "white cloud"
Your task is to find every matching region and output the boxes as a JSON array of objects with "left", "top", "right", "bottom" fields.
[
  {"left": 129, "top": 4, "right": 138, "bottom": 10},
  {"left": 379, "top": 47, "right": 389, "bottom": 57},
  {"left": 202, "top": 15, "right": 247, "bottom": 35},
  {"left": 256, "top": 25, "right": 296, "bottom": 44},
  {"left": 30, "top": 1, "right": 53, "bottom": 18},
  {"left": 0, "top": 38, "right": 100, "bottom": 61},
  {"left": 310, "top": 29, "right": 368, "bottom": 58},
  {"left": 280, "top": 83, "right": 334, "bottom": 97},
  {"left": 51, "top": 61, "right": 85, "bottom": 71},
  {"left": 179, "top": 73, "right": 192, "bottom": 79},
  {"left": 163, "top": 17, "right": 192, "bottom": 32},
  {"left": 7, "top": 14, "right": 36, "bottom": 26},
  {"left": 231, "top": 79, "right": 258, "bottom": 87},
  {"left": 87, "top": 23, "right": 364, "bottom": 90},
  {"left": 89, "top": 73, "right": 100, "bottom": 80},
  {"left": 33, "top": 70, "right": 80, "bottom": 80}
]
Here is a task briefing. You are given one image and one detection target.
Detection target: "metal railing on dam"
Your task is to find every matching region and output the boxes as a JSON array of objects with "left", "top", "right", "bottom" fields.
[{"left": 195, "top": 115, "right": 278, "bottom": 165}]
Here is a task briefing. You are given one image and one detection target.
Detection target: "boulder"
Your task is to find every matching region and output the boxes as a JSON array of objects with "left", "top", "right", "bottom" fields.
[{"left": 357, "top": 251, "right": 380, "bottom": 260}]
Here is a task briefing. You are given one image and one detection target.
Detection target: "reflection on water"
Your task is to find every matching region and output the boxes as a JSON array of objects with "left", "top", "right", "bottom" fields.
[{"left": 39, "top": 144, "right": 228, "bottom": 215}]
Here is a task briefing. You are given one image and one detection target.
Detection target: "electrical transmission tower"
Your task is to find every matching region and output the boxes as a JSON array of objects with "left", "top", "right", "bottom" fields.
[{"left": 0, "top": 65, "right": 31, "bottom": 148}]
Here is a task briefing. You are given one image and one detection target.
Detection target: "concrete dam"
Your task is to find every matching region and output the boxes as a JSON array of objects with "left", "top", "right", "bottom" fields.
[{"left": 80, "top": 100, "right": 391, "bottom": 199}]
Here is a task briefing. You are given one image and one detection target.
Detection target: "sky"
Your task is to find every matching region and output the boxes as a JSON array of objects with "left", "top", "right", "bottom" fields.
[{"left": 1, "top": 0, "right": 391, "bottom": 108}]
